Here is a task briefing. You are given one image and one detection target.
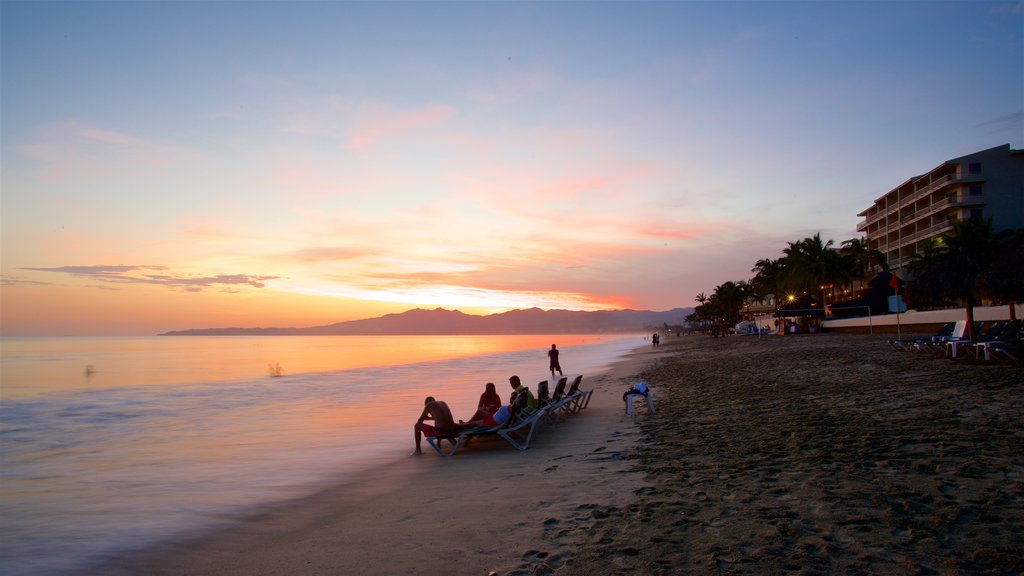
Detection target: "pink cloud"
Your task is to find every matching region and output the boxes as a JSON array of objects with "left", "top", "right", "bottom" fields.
[{"left": 348, "top": 105, "right": 456, "bottom": 150}]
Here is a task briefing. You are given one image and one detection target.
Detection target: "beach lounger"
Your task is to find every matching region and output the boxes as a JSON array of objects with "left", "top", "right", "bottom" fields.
[
  {"left": 983, "top": 319, "right": 1024, "bottom": 360},
  {"left": 425, "top": 424, "right": 506, "bottom": 457},
  {"left": 536, "top": 377, "right": 563, "bottom": 425},
  {"left": 947, "top": 321, "right": 1007, "bottom": 359},
  {"left": 890, "top": 322, "right": 953, "bottom": 351},
  {"left": 426, "top": 391, "right": 536, "bottom": 457},
  {"left": 623, "top": 382, "right": 654, "bottom": 415},
  {"left": 914, "top": 321, "right": 967, "bottom": 354},
  {"left": 928, "top": 321, "right": 982, "bottom": 356},
  {"left": 558, "top": 375, "right": 594, "bottom": 415},
  {"left": 988, "top": 340, "right": 1023, "bottom": 363},
  {"left": 551, "top": 376, "right": 569, "bottom": 402},
  {"left": 975, "top": 320, "right": 1022, "bottom": 361},
  {"left": 497, "top": 404, "right": 551, "bottom": 450}
]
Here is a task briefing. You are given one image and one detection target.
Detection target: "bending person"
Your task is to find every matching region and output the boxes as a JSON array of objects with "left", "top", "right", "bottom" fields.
[{"left": 413, "top": 396, "right": 457, "bottom": 455}]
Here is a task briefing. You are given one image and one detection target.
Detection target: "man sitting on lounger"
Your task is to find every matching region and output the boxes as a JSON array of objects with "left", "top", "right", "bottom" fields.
[
  {"left": 508, "top": 375, "right": 538, "bottom": 413},
  {"left": 413, "top": 396, "right": 458, "bottom": 455}
]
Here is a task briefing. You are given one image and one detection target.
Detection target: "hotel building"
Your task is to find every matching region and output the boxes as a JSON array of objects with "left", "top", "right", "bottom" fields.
[{"left": 857, "top": 143, "right": 1024, "bottom": 277}]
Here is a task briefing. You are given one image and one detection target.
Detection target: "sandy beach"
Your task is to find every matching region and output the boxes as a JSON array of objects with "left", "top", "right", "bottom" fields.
[
  {"left": 563, "top": 333, "right": 1024, "bottom": 575},
  {"left": 89, "top": 333, "right": 1023, "bottom": 575}
]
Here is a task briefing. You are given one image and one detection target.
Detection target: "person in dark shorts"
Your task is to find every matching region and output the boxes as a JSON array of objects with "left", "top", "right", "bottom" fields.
[{"left": 548, "top": 344, "right": 563, "bottom": 377}]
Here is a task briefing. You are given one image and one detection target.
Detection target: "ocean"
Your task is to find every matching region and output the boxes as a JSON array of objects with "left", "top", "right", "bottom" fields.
[{"left": 0, "top": 334, "right": 643, "bottom": 576}]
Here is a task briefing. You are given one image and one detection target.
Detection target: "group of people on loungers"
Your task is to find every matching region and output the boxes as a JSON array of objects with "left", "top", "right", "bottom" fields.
[{"left": 413, "top": 375, "right": 539, "bottom": 455}]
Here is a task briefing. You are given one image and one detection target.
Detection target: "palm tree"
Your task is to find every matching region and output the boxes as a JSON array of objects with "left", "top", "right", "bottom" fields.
[
  {"left": 976, "top": 227, "right": 1024, "bottom": 321},
  {"left": 779, "top": 233, "right": 843, "bottom": 308},
  {"left": 929, "top": 218, "right": 1013, "bottom": 341},
  {"left": 840, "top": 237, "right": 889, "bottom": 297},
  {"left": 707, "top": 281, "right": 748, "bottom": 328},
  {"left": 907, "top": 237, "right": 946, "bottom": 276},
  {"left": 749, "top": 258, "right": 780, "bottom": 303}
]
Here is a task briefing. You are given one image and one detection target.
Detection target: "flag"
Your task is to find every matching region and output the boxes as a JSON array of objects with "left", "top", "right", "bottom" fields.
[{"left": 889, "top": 275, "right": 899, "bottom": 290}]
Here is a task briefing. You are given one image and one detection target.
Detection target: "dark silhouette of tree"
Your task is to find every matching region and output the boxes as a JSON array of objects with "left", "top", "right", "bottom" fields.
[
  {"left": 749, "top": 258, "right": 780, "bottom": 302},
  {"left": 977, "top": 227, "right": 1024, "bottom": 321},
  {"left": 778, "top": 233, "right": 845, "bottom": 307},
  {"left": 909, "top": 218, "right": 1013, "bottom": 341},
  {"left": 840, "top": 237, "right": 889, "bottom": 297}
]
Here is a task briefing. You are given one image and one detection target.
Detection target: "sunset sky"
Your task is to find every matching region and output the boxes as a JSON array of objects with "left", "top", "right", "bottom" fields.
[{"left": 2, "top": 1, "right": 1021, "bottom": 336}]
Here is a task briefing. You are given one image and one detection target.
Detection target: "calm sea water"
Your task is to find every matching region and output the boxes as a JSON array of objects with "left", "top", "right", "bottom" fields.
[{"left": 0, "top": 334, "right": 642, "bottom": 576}]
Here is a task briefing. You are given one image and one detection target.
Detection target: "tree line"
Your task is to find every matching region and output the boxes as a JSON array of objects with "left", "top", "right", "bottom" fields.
[{"left": 687, "top": 218, "right": 1024, "bottom": 341}]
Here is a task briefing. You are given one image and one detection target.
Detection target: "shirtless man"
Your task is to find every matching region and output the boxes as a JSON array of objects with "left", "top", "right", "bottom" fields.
[{"left": 413, "top": 396, "right": 457, "bottom": 455}]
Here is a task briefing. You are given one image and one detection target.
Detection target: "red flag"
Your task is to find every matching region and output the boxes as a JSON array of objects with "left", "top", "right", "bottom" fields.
[{"left": 889, "top": 275, "right": 899, "bottom": 290}]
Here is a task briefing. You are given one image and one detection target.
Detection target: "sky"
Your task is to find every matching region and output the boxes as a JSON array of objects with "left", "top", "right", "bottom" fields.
[{"left": 1, "top": 1, "right": 1022, "bottom": 336}]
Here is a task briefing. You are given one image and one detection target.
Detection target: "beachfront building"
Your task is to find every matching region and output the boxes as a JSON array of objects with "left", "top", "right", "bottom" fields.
[{"left": 857, "top": 143, "right": 1024, "bottom": 277}]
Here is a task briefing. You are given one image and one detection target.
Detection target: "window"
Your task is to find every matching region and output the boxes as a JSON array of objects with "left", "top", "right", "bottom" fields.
[
  {"left": 969, "top": 186, "right": 983, "bottom": 196},
  {"left": 968, "top": 162, "right": 982, "bottom": 174},
  {"left": 970, "top": 208, "right": 983, "bottom": 219}
]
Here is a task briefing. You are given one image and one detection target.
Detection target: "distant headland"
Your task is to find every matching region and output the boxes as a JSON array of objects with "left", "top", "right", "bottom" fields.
[{"left": 158, "top": 307, "right": 692, "bottom": 336}]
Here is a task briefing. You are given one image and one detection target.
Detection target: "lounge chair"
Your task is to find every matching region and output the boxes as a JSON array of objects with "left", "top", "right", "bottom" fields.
[
  {"left": 426, "top": 393, "right": 538, "bottom": 456},
  {"left": 425, "top": 423, "right": 507, "bottom": 457},
  {"left": 930, "top": 321, "right": 982, "bottom": 356},
  {"left": 891, "top": 322, "right": 954, "bottom": 351},
  {"left": 623, "top": 382, "right": 654, "bottom": 415},
  {"left": 550, "top": 376, "right": 569, "bottom": 402},
  {"left": 914, "top": 321, "right": 969, "bottom": 354},
  {"left": 947, "top": 321, "right": 1007, "bottom": 359},
  {"left": 946, "top": 319, "right": 1003, "bottom": 356},
  {"left": 976, "top": 320, "right": 1022, "bottom": 361},
  {"left": 536, "top": 380, "right": 550, "bottom": 405},
  {"left": 497, "top": 404, "right": 551, "bottom": 450},
  {"left": 558, "top": 375, "right": 594, "bottom": 415}
]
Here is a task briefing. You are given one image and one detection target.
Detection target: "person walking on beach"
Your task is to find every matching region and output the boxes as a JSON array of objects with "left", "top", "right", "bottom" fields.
[
  {"left": 548, "top": 344, "right": 563, "bottom": 377},
  {"left": 413, "top": 396, "right": 457, "bottom": 455}
]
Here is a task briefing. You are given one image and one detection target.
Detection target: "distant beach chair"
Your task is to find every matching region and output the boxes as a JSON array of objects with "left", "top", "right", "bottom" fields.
[
  {"left": 551, "top": 376, "right": 569, "bottom": 402},
  {"left": 536, "top": 379, "right": 551, "bottom": 405},
  {"left": 425, "top": 422, "right": 508, "bottom": 457},
  {"left": 558, "top": 375, "right": 593, "bottom": 415},
  {"left": 497, "top": 404, "right": 552, "bottom": 450},
  {"left": 538, "top": 376, "right": 567, "bottom": 425},
  {"left": 426, "top": 386, "right": 552, "bottom": 456},
  {"left": 975, "top": 319, "right": 1022, "bottom": 361},
  {"left": 989, "top": 341, "right": 1022, "bottom": 363},
  {"left": 913, "top": 320, "right": 967, "bottom": 353},
  {"left": 947, "top": 321, "right": 1006, "bottom": 359},
  {"left": 923, "top": 321, "right": 980, "bottom": 355},
  {"left": 890, "top": 322, "right": 953, "bottom": 351},
  {"left": 623, "top": 382, "right": 654, "bottom": 416}
]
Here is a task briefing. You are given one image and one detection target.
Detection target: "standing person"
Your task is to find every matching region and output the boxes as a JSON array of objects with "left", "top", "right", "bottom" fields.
[
  {"left": 413, "top": 396, "right": 456, "bottom": 455},
  {"left": 548, "top": 344, "right": 563, "bottom": 377},
  {"left": 464, "top": 382, "right": 502, "bottom": 422}
]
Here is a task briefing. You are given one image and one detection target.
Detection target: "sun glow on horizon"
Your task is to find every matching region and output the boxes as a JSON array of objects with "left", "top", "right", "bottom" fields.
[{"left": 275, "top": 281, "right": 624, "bottom": 315}]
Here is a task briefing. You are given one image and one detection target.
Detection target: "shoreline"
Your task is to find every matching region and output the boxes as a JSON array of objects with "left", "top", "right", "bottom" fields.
[
  {"left": 86, "top": 341, "right": 670, "bottom": 576},
  {"left": 85, "top": 333, "right": 1024, "bottom": 575}
]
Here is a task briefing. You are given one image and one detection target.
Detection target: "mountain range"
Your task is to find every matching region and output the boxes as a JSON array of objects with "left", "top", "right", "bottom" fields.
[{"left": 159, "top": 307, "right": 692, "bottom": 336}]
